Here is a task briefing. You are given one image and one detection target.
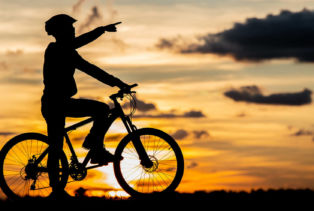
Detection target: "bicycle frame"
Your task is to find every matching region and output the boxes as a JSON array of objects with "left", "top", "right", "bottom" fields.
[
  {"left": 34, "top": 94, "right": 152, "bottom": 170},
  {"left": 0, "top": 84, "right": 184, "bottom": 198}
]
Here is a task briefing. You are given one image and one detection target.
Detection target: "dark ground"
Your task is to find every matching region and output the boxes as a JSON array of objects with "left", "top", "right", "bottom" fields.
[{"left": 1, "top": 189, "right": 314, "bottom": 210}]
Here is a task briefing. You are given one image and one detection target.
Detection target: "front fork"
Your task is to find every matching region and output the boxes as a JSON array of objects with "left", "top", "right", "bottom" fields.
[{"left": 122, "top": 115, "right": 153, "bottom": 168}]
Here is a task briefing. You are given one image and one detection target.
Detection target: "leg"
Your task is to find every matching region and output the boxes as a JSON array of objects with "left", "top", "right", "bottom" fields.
[
  {"left": 41, "top": 97, "right": 66, "bottom": 192},
  {"left": 64, "top": 98, "right": 118, "bottom": 164},
  {"left": 64, "top": 98, "right": 110, "bottom": 148},
  {"left": 46, "top": 115, "right": 65, "bottom": 192}
]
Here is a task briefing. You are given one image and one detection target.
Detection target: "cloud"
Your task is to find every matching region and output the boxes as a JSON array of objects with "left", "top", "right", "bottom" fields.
[
  {"left": 105, "top": 0, "right": 118, "bottom": 23},
  {"left": 0, "top": 132, "right": 15, "bottom": 136},
  {"left": 155, "top": 35, "right": 189, "bottom": 51},
  {"left": 72, "top": 0, "right": 86, "bottom": 15},
  {"left": 236, "top": 112, "right": 246, "bottom": 118},
  {"left": 157, "top": 9, "right": 314, "bottom": 62},
  {"left": 291, "top": 129, "right": 313, "bottom": 136},
  {"left": 123, "top": 97, "right": 157, "bottom": 112},
  {"left": 78, "top": 6, "right": 103, "bottom": 33},
  {"left": 126, "top": 97, "right": 205, "bottom": 118},
  {"left": 183, "top": 110, "right": 206, "bottom": 118},
  {"left": 156, "top": 38, "right": 175, "bottom": 49},
  {"left": 172, "top": 129, "right": 189, "bottom": 140},
  {"left": 172, "top": 129, "right": 209, "bottom": 140},
  {"left": 0, "top": 61, "right": 8, "bottom": 71},
  {"left": 134, "top": 113, "right": 175, "bottom": 118},
  {"left": 193, "top": 130, "right": 209, "bottom": 139},
  {"left": 187, "top": 161, "right": 198, "bottom": 169},
  {"left": 78, "top": 96, "right": 205, "bottom": 119},
  {"left": 291, "top": 129, "right": 314, "bottom": 141},
  {"left": 136, "top": 99, "right": 156, "bottom": 112},
  {"left": 72, "top": 0, "right": 126, "bottom": 49},
  {"left": 224, "top": 86, "right": 312, "bottom": 106},
  {"left": 134, "top": 109, "right": 206, "bottom": 118},
  {"left": 5, "top": 49, "right": 24, "bottom": 57}
]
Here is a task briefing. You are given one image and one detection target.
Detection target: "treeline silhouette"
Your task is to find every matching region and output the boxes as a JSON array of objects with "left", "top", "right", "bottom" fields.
[{"left": 1, "top": 189, "right": 313, "bottom": 209}]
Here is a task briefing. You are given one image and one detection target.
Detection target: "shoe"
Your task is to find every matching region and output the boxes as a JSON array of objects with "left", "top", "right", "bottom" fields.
[
  {"left": 82, "top": 133, "right": 95, "bottom": 149},
  {"left": 90, "top": 148, "right": 122, "bottom": 165}
]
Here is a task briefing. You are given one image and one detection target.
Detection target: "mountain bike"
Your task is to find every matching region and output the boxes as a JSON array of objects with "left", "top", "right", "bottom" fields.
[{"left": 0, "top": 84, "right": 184, "bottom": 199}]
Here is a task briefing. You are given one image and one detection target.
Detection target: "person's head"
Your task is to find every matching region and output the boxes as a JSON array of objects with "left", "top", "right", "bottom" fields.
[{"left": 45, "top": 14, "right": 76, "bottom": 42}]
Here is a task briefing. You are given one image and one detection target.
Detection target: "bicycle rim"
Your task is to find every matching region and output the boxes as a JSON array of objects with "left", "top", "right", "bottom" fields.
[
  {"left": 114, "top": 128, "right": 184, "bottom": 196},
  {"left": 0, "top": 133, "right": 68, "bottom": 199}
]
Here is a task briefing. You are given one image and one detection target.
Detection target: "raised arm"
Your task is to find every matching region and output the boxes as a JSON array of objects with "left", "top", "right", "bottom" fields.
[
  {"left": 73, "top": 27, "right": 105, "bottom": 49},
  {"left": 73, "top": 22, "right": 122, "bottom": 49}
]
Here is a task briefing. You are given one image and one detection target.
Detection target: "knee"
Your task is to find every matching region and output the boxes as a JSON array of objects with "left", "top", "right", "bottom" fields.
[{"left": 92, "top": 103, "right": 109, "bottom": 117}]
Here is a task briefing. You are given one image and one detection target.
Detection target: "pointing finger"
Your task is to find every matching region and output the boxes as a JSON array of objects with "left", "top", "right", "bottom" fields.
[{"left": 113, "top": 22, "right": 122, "bottom": 25}]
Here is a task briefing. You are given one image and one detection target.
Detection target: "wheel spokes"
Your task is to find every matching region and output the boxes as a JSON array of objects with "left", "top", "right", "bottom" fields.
[
  {"left": 2, "top": 139, "right": 51, "bottom": 197},
  {"left": 119, "top": 134, "right": 178, "bottom": 193}
]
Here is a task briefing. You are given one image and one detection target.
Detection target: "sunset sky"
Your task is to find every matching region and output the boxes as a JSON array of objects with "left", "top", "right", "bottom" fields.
[{"left": 1, "top": 0, "right": 314, "bottom": 198}]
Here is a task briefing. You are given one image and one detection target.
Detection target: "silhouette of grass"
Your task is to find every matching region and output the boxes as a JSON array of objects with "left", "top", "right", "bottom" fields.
[{"left": 0, "top": 189, "right": 313, "bottom": 209}]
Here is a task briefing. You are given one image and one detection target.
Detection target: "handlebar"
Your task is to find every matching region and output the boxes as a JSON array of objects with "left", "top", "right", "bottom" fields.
[{"left": 109, "top": 83, "right": 138, "bottom": 101}]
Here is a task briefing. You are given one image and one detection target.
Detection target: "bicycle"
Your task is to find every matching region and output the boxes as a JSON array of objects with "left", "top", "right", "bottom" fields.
[{"left": 0, "top": 84, "right": 184, "bottom": 199}]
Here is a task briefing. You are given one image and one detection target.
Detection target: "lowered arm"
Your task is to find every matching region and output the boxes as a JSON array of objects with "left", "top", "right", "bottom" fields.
[{"left": 75, "top": 53, "right": 126, "bottom": 88}]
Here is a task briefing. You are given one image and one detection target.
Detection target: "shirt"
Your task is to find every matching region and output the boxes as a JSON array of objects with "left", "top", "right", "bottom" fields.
[{"left": 43, "top": 36, "right": 123, "bottom": 99}]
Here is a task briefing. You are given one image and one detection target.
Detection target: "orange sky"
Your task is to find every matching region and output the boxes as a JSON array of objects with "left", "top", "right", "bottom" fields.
[{"left": 1, "top": 0, "right": 314, "bottom": 198}]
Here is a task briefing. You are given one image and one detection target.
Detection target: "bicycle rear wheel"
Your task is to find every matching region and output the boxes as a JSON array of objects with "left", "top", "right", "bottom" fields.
[
  {"left": 114, "top": 128, "right": 184, "bottom": 196},
  {"left": 0, "top": 133, "right": 69, "bottom": 199}
]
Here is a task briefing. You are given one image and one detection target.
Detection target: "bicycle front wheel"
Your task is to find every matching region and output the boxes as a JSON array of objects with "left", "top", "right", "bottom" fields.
[
  {"left": 0, "top": 133, "right": 69, "bottom": 199},
  {"left": 114, "top": 128, "right": 184, "bottom": 196}
]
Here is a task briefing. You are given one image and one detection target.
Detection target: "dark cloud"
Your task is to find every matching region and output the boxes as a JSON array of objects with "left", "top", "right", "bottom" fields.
[
  {"left": 236, "top": 112, "right": 246, "bottom": 118},
  {"left": 79, "top": 96, "right": 205, "bottom": 119},
  {"left": 157, "top": 9, "right": 314, "bottom": 62},
  {"left": 73, "top": 0, "right": 126, "bottom": 49},
  {"left": 187, "top": 161, "right": 198, "bottom": 169},
  {"left": 78, "top": 6, "right": 103, "bottom": 33},
  {"left": 171, "top": 129, "right": 210, "bottom": 141},
  {"left": 172, "top": 129, "right": 189, "bottom": 140},
  {"left": 123, "top": 97, "right": 157, "bottom": 112},
  {"left": 129, "top": 98, "right": 205, "bottom": 118},
  {"left": 172, "top": 129, "right": 209, "bottom": 140},
  {"left": 156, "top": 38, "right": 176, "bottom": 49},
  {"left": 136, "top": 99, "right": 156, "bottom": 112},
  {"left": 183, "top": 110, "right": 206, "bottom": 118},
  {"left": 134, "top": 113, "right": 176, "bottom": 118},
  {"left": 291, "top": 129, "right": 313, "bottom": 136},
  {"left": 224, "top": 86, "right": 312, "bottom": 106},
  {"left": 134, "top": 109, "right": 206, "bottom": 118},
  {"left": 0, "top": 132, "right": 15, "bottom": 136},
  {"left": 155, "top": 36, "right": 188, "bottom": 51},
  {"left": 0, "top": 76, "right": 41, "bottom": 85},
  {"left": 193, "top": 130, "right": 209, "bottom": 139}
]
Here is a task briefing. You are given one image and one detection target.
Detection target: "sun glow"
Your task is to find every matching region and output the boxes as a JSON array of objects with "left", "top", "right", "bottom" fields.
[
  {"left": 107, "top": 190, "right": 129, "bottom": 198},
  {"left": 2, "top": 0, "right": 314, "bottom": 200}
]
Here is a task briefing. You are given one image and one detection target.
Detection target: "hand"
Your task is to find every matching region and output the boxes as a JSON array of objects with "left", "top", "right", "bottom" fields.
[
  {"left": 104, "top": 22, "right": 122, "bottom": 32},
  {"left": 120, "top": 83, "right": 138, "bottom": 93},
  {"left": 119, "top": 83, "right": 131, "bottom": 91}
]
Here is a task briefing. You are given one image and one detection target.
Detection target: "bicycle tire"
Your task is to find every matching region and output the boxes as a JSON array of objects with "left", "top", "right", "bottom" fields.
[
  {"left": 113, "top": 128, "right": 184, "bottom": 196},
  {"left": 0, "top": 133, "right": 69, "bottom": 199}
]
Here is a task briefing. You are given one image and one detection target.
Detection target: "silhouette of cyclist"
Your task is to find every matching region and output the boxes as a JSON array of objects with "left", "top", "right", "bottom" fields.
[{"left": 41, "top": 14, "right": 129, "bottom": 198}]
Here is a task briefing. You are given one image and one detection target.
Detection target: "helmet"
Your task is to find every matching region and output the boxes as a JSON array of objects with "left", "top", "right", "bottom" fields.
[{"left": 45, "top": 14, "right": 77, "bottom": 36}]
